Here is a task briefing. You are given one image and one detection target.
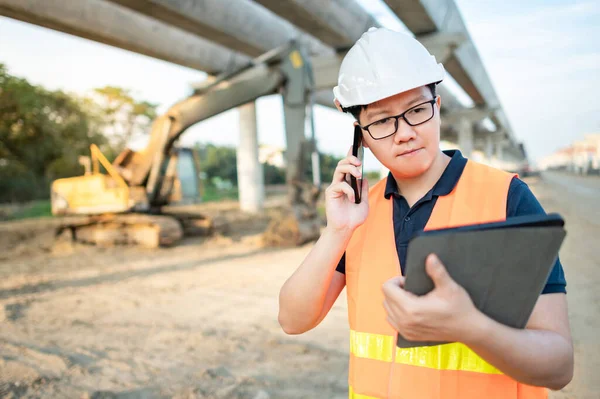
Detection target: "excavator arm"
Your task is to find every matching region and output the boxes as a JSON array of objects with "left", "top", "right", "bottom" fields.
[{"left": 112, "top": 42, "right": 314, "bottom": 211}]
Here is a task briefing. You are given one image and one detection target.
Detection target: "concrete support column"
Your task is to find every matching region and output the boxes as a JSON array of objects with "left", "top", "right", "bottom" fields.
[
  {"left": 495, "top": 139, "right": 504, "bottom": 161},
  {"left": 307, "top": 103, "right": 321, "bottom": 187},
  {"left": 237, "top": 102, "right": 264, "bottom": 213},
  {"left": 458, "top": 118, "right": 474, "bottom": 157},
  {"left": 282, "top": 96, "right": 307, "bottom": 204},
  {"left": 311, "top": 151, "right": 321, "bottom": 186},
  {"left": 485, "top": 135, "right": 494, "bottom": 161}
]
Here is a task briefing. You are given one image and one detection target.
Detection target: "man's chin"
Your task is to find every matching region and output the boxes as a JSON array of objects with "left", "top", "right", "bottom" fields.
[{"left": 389, "top": 159, "right": 431, "bottom": 179}]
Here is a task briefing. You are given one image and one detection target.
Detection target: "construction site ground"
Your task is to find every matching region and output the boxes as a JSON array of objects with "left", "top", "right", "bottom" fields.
[{"left": 0, "top": 172, "right": 598, "bottom": 399}]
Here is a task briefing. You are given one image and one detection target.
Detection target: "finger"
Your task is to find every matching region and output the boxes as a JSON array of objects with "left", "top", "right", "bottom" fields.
[
  {"left": 382, "top": 278, "right": 416, "bottom": 302},
  {"left": 332, "top": 163, "right": 362, "bottom": 183},
  {"left": 386, "top": 276, "right": 404, "bottom": 287},
  {"left": 327, "top": 181, "right": 355, "bottom": 202},
  {"left": 383, "top": 298, "right": 392, "bottom": 316},
  {"left": 386, "top": 316, "right": 401, "bottom": 333},
  {"left": 383, "top": 300, "right": 401, "bottom": 331},
  {"left": 349, "top": 155, "right": 362, "bottom": 166},
  {"left": 339, "top": 152, "right": 362, "bottom": 166},
  {"left": 337, "top": 155, "right": 362, "bottom": 166},
  {"left": 386, "top": 275, "right": 407, "bottom": 288},
  {"left": 425, "top": 254, "right": 454, "bottom": 289},
  {"left": 397, "top": 275, "right": 406, "bottom": 288}
]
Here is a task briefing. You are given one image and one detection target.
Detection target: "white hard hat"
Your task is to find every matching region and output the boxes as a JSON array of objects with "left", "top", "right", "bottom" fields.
[{"left": 333, "top": 27, "right": 445, "bottom": 108}]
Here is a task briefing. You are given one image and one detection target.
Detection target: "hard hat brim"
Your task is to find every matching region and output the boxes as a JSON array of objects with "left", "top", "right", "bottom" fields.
[{"left": 334, "top": 64, "right": 445, "bottom": 109}]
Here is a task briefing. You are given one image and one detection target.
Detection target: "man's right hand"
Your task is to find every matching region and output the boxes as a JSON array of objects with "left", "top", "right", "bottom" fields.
[{"left": 324, "top": 149, "right": 370, "bottom": 233}]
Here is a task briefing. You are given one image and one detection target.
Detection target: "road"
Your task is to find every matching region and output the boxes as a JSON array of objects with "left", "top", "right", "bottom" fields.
[
  {"left": 0, "top": 172, "right": 598, "bottom": 398},
  {"left": 533, "top": 172, "right": 600, "bottom": 399}
]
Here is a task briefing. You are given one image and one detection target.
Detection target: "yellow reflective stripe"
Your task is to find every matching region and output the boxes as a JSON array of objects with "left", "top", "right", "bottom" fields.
[
  {"left": 350, "top": 330, "right": 502, "bottom": 374},
  {"left": 350, "top": 330, "right": 394, "bottom": 362},
  {"left": 395, "top": 342, "right": 503, "bottom": 374},
  {"left": 349, "top": 385, "right": 381, "bottom": 399}
]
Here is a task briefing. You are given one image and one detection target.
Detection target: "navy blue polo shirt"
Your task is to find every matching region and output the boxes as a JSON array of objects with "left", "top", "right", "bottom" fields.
[{"left": 336, "top": 150, "right": 567, "bottom": 295}]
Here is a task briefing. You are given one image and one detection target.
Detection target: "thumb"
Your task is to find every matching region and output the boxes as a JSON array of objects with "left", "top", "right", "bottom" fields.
[
  {"left": 385, "top": 275, "right": 405, "bottom": 287},
  {"left": 426, "top": 254, "right": 453, "bottom": 289}
]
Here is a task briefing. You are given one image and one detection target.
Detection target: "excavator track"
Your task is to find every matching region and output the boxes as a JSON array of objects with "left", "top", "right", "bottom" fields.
[{"left": 56, "top": 213, "right": 212, "bottom": 248}]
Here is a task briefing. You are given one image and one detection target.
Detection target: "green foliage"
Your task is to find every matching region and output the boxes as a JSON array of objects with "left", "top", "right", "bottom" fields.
[
  {"left": 194, "top": 142, "right": 343, "bottom": 189},
  {"left": 0, "top": 62, "right": 351, "bottom": 207},
  {"left": 6, "top": 200, "right": 52, "bottom": 220},
  {"left": 263, "top": 162, "right": 286, "bottom": 185},
  {"left": 0, "top": 64, "right": 108, "bottom": 202},
  {"left": 91, "top": 86, "right": 158, "bottom": 148},
  {"left": 0, "top": 66, "right": 159, "bottom": 204},
  {"left": 195, "top": 143, "right": 239, "bottom": 186},
  {"left": 365, "top": 170, "right": 382, "bottom": 182},
  {"left": 314, "top": 152, "right": 343, "bottom": 184},
  {"left": 201, "top": 185, "right": 239, "bottom": 202}
]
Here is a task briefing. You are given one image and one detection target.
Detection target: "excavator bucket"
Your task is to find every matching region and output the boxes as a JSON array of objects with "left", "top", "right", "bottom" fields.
[{"left": 262, "top": 181, "right": 322, "bottom": 246}]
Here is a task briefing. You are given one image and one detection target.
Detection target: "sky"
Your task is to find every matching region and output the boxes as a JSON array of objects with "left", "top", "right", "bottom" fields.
[{"left": 0, "top": 0, "right": 598, "bottom": 169}]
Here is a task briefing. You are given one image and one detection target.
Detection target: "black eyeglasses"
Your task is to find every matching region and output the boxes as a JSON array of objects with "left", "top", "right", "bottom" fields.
[{"left": 360, "top": 97, "right": 437, "bottom": 140}]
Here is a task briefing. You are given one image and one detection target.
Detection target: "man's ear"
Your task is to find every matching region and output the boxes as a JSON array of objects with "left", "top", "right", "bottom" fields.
[
  {"left": 334, "top": 98, "right": 344, "bottom": 113},
  {"left": 353, "top": 122, "right": 370, "bottom": 149},
  {"left": 436, "top": 95, "right": 442, "bottom": 110}
]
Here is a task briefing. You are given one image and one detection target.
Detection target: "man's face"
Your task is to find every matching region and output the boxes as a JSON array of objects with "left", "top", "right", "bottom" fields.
[{"left": 358, "top": 86, "right": 441, "bottom": 180}]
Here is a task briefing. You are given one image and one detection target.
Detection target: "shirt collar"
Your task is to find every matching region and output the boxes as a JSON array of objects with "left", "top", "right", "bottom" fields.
[{"left": 384, "top": 149, "right": 467, "bottom": 200}]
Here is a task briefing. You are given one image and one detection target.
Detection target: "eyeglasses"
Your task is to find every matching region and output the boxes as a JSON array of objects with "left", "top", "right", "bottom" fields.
[{"left": 360, "top": 98, "right": 437, "bottom": 140}]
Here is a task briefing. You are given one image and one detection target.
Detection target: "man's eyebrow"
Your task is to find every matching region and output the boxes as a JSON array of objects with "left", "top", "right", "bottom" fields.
[
  {"left": 365, "top": 108, "right": 392, "bottom": 120},
  {"left": 365, "top": 95, "right": 431, "bottom": 121},
  {"left": 405, "top": 95, "right": 429, "bottom": 107}
]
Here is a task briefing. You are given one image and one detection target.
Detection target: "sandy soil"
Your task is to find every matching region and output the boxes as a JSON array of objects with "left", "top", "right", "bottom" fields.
[{"left": 0, "top": 173, "right": 598, "bottom": 398}]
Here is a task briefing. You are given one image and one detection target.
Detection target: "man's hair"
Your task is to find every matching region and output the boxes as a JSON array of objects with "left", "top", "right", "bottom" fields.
[{"left": 342, "top": 83, "right": 437, "bottom": 123}]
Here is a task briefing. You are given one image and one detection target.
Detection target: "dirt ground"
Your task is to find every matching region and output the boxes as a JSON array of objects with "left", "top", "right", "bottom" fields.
[{"left": 0, "top": 172, "right": 599, "bottom": 398}]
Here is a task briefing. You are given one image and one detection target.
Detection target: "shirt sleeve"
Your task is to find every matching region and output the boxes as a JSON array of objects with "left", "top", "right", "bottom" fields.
[
  {"left": 507, "top": 177, "right": 567, "bottom": 294},
  {"left": 336, "top": 252, "right": 346, "bottom": 274}
]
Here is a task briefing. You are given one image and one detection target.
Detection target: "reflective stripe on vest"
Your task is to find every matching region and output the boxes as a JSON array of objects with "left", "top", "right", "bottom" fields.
[
  {"left": 345, "top": 160, "right": 548, "bottom": 399},
  {"left": 350, "top": 330, "right": 501, "bottom": 374},
  {"left": 349, "top": 385, "right": 379, "bottom": 399}
]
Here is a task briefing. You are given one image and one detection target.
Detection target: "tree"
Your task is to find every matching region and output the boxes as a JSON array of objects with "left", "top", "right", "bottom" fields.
[
  {"left": 193, "top": 141, "right": 342, "bottom": 187},
  {"left": 263, "top": 162, "right": 286, "bottom": 185},
  {"left": 195, "top": 143, "right": 238, "bottom": 186},
  {"left": 316, "top": 152, "right": 343, "bottom": 184},
  {"left": 0, "top": 64, "right": 108, "bottom": 202},
  {"left": 91, "top": 86, "right": 158, "bottom": 149}
]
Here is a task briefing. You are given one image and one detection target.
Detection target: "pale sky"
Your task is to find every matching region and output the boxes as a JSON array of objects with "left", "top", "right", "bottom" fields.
[{"left": 0, "top": 0, "right": 598, "bottom": 169}]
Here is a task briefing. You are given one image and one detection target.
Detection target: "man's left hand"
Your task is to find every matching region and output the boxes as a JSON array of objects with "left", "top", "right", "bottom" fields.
[{"left": 382, "top": 254, "right": 481, "bottom": 343}]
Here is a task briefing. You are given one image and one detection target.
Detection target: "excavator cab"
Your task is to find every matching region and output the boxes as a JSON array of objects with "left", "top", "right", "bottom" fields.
[{"left": 51, "top": 144, "right": 144, "bottom": 216}]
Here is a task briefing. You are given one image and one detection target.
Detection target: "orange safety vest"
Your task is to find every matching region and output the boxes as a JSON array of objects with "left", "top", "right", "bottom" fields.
[{"left": 345, "top": 160, "right": 548, "bottom": 399}]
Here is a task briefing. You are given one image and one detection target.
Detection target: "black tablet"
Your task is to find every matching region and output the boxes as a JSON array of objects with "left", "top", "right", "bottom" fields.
[{"left": 398, "top": 213, "right": 566, "bottom": 348}]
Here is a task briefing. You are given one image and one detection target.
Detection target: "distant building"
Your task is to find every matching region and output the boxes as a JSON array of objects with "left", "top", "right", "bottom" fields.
[{"left": 539, "top": 133, "right": 600, "bottom": 175}]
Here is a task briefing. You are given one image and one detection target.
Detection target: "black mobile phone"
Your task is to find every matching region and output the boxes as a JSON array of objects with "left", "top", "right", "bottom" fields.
[{"left": 349, "top": 125, "right": 364, "bottom": 204}]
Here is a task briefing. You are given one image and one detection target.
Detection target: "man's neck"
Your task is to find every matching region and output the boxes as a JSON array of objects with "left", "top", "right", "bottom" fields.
[{"left": 393, "top": 151, "right": 452, "bottom": 207}]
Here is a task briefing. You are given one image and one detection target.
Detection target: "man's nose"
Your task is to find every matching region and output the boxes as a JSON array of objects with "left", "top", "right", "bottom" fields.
[{"left": 393, "top": 119, "right": 417, "bottom": 144}]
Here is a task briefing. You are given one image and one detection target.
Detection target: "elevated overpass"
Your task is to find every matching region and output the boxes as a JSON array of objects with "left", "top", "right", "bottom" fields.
[{"left": 0, "top": 0, "right": 528, "bottom": 211}]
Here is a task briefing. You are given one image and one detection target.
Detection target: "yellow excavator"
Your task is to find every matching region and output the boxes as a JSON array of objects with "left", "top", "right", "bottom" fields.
[{"left": 50, "top": 42, "right": 323, "bottom": 247}]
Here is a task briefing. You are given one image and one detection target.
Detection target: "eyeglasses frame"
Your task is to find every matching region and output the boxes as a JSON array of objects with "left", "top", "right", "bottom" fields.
[{"left": 359, "top": 97, "right": 438, "bottom": 140}]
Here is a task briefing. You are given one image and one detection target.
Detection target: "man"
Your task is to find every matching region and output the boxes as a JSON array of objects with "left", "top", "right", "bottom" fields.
[{"left": 278, "top": 27, "right": 573, "bottom": 399}]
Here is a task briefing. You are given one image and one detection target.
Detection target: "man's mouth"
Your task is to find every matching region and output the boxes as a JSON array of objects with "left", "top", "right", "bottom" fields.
[{"left": 397, "top": 148, "right": 423, "bottom": 157}]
